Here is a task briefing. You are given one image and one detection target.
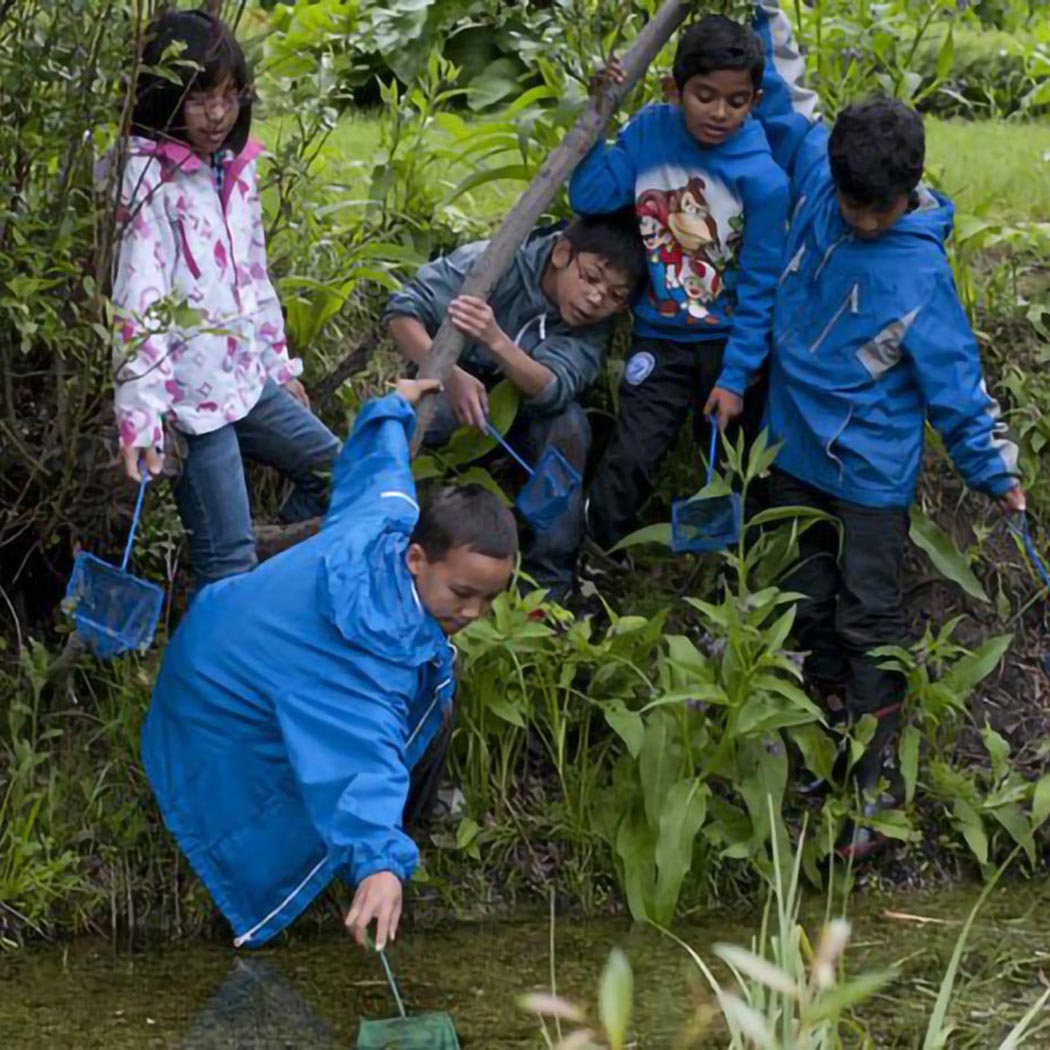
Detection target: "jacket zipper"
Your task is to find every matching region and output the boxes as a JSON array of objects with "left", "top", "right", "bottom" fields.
[
  {"left": 233, "top": 853, "right": 328, "bottom": 947},
  {"left": 809, "top": 283, "right": 859, "bottom": 354}
]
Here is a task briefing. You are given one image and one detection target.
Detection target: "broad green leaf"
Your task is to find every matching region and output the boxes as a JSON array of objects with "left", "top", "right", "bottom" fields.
[
  {"left": 952, "top": 799, "right": 988, "bottom": 865},
  {"left": 610, "top": 522, "right": 673, "bottom": 553},
  {"left": 598, "top": 948, "right": 633, "bottom": 1050},
  {"left": 899, "top": 725, "right": 921, "bottom": 806},
  {"left": 981, "top": 724, "right": 1011, "bottom": 780},
  {"left": 603, "top": 700, "right": 644, "bottom": 758},
  {"left": 791, "top": 724, "right": 838, "bottom": 782},
  {"left": 1031, "top": 774, "right": 1050, "bottom": 829},
  {"left": 804, "top": 970, "right": 896, "bottom": 1024},
  {"left": 935, "top": 25, "right": 954, "bottom": 82},
  {"left": 908, "top": 507, "right": 988, "bottom": 603},
  {"left": 943, "top": 634, "right": 1012, "bottom": 700},
  {"left": 652, "top": 778, "right": 708, "bottom": 923},
  {"left": 713, "top": 943, "right": 797, "bottom": 996},
  {"left": 989, "top": 804, "right": 1035, "bottom": 865},
  {"left": 639, "top": 713, "right": 685, "bottom": 829}
]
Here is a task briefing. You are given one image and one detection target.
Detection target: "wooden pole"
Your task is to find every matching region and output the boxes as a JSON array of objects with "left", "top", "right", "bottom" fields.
[{"left": 410, "top": 0, "right": 697, "bottom": 451}]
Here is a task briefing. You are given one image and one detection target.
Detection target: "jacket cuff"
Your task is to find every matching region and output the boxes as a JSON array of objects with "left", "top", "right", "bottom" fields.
[{"left": 715, "top": 365, "right": 750, "bottom": 399}]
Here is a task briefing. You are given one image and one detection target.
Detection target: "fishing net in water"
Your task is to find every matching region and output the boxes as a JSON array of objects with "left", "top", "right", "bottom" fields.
[
  {"left": 356, "top": 1011, "right": 461, "bottom": 1049},
  {"left": 178, "top": 959, "right": 342, "bottom": 1049}
]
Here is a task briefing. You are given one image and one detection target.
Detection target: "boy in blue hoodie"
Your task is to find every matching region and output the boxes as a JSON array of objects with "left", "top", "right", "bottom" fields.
[
  {"left": 570, "top": 15, "right": 790, "bottom": 552},
  {"left": 750, "top": 1, "right": 1025, "bottom": 853}
]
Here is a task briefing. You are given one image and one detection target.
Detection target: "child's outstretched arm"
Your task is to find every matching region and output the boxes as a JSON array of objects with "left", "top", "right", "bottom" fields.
[
  {"left": 323, "top": 379, "right": 441, "bottom": 531},
  {"left": 905, "top": 275, "right": 1024, "bottom": 509},
  {"left": 275, "top": 665, "right": 418, "bottom": 950},
  {"left": 111, "top": 156, "right": 181, "bottom": 479},
  {"left": 751, "top": 1, "right": 828, "bottom": 193},
  {"left": 568, "top": 60, "right": 640, "bottom": 215},
  {"left": 709, "top": 163, "right": 791, "bottom": 419}
]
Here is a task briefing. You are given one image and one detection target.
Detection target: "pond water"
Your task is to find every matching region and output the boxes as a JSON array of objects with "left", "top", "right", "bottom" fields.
[{"left": 2, "top": 883, "right": 1048, "bottom": 1048}]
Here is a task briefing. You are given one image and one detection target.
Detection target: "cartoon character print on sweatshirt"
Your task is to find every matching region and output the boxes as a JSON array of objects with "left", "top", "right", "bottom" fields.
[{"left": 634, "top": 168, "right": 742, "bottom": 325}]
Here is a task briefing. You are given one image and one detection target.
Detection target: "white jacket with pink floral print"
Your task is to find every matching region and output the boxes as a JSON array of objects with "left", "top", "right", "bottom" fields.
[{"left": 111, "top": 136, "right": 302, "bottom": 451}]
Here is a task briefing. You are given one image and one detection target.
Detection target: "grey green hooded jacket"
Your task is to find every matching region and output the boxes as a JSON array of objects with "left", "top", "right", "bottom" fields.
[{"left": 383, "top": 231, "right": 610, "bottom": 415}]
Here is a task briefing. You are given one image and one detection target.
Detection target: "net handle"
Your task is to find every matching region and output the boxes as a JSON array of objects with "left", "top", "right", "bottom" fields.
[
  {"left": 1007, "top": 512, "right": 1050, "bottom": 593},
  {"left": 364, "top": 932, "right": 407, "bottom": 1019},
  {"left": 705, "top": 416, "right": 718, "bottom": 488},
  {"left": 120, "top": 471, "right": 150, "bottom": 573},
  {"left": 486, "top": 422, "right": 535, "bottom": 478}
]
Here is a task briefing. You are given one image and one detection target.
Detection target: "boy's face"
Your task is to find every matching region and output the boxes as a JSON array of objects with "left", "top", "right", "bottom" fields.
[
  {"left": 836, "top": 190, "right": 911, "bottom": 239},
  {"left": 667, "top": 70, "right": 759, "bottom": 147},
  {"left": 407, "top": 543, "right": 513, "bottom": 636},
  {"left": 547, "top": 239, "right": 634, "bottom": 328}
]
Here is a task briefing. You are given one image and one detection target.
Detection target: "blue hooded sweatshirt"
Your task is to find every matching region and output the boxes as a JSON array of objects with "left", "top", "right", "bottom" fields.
[
  {"left": 569, "top": 104, "right": 789, "bottom": 396},
  {"left": 751, "top": 1, "right": 1019, "bottom": 507},
  {"left": 141, "top": 394, "right": 455, "bottom": 948}
]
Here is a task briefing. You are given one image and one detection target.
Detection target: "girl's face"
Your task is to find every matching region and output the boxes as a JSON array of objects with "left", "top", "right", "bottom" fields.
[{"left": 183, "top": 73, "right": 241, "bottom": 156}]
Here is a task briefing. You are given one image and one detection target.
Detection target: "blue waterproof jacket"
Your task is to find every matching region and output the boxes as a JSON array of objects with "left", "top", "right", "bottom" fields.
[
  {"left": 141, "top": 394, "right": 455, "bottom": 948},
  {"left": 752, "top": 1, "right": 1019, "bottom": 507}
]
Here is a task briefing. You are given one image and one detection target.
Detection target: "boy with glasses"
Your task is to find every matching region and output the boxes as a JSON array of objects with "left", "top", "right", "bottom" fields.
[{"left": 385, "top": 210, "right": 647, "bottom": 600}]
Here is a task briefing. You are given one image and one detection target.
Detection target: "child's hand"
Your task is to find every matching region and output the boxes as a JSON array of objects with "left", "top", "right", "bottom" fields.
[
  {"left": 447, "top": 295, "right": 504, "bottom": 350},
  {"left": 283, "top": 378, "right": 311, "bottom": 409},
  {"left": 589, "top": 55, "right": 627, "bottom": 98},
  {"left": 999, "top": 485, "right": 1027, "bottom": 515},
  {"left": 121, "top": 446, "right": 164, "bottom": 482},
  {"left": 345, "top": 871, "right": 402, "bottom": 951},
  {"left": 446, "top": 366, "right": 490, "bottom": 430},
  {"left": 704, "top": 387, "right": 744, "bottom": 431},
  {"left": 394, "top": 377, "right": 443, "bottom": 406}
]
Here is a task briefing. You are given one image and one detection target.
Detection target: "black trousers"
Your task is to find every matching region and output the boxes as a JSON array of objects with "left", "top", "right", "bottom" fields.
[
  {"left": 403, "top": 717, "right": 452, "bottom": 832},
  {"left": 770, "top": 469, "right": 909, "bottom": 791},
  {"left": 587, "top": 337, "right": 767, "bottom": 551}
]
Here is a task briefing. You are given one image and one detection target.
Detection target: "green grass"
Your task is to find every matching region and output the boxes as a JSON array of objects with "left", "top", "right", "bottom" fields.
[
  {"left": 919, "top": 117, "right": 1050, "bottom": 224},
  {"left": 259, "top": 109, "right": 1050, "bottom": 228}
]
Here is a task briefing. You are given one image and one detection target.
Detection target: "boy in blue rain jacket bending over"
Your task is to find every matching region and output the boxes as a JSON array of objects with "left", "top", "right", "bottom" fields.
[
  {"left": 751, "top": 1, "right": 1026, "bottom": 855},
  {"left": 141, "top": 379, "right": 517, "bottom": 949}
]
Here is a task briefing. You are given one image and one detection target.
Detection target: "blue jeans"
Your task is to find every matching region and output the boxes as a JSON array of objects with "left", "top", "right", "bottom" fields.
[
  {"left": 173, "top": 380, "right": 340, "bottom": 589},
  {"left": 424, "top": 396, "right": 591, "bottom": 601}
]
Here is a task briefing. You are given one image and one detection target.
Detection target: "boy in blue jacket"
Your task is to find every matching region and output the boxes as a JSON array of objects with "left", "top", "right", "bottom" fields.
[
  {"left": 570, "top": 15, "right": 790, "bottom": 552},
  {"left": 141, "top": 379, "right": 517, "bottom": 950},
  {"left": 384, "top": 212, "right": 646, "bottom": 601},
  {"left": 752, "top": 1, "right": 1026, "bottom": 852}
]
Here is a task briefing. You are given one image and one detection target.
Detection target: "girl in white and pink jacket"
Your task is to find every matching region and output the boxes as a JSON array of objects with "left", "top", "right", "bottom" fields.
[{"left": 111, "top": 9, "right": 338, "bottom": 589}]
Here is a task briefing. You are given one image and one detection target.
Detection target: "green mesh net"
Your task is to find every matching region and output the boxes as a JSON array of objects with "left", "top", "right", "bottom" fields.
[{"left": 356, "top": 1011, "right": 461, "bottom": 1049}]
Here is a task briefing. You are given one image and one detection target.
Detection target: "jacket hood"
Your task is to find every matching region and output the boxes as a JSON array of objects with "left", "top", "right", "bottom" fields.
[
  {"left": 320, "top": 526, "right": 447, "bottom": 668},
  {"left": 885, "top": 186, "right": 955, "bottom": 249}
]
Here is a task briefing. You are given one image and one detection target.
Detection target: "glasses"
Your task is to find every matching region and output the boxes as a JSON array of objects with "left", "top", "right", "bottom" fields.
[
  {"left": 573, "top": 254, "right": 632, "bottom": 308},
  {"left": 183, "top": 86, "right": 252, "bottom": 117}
]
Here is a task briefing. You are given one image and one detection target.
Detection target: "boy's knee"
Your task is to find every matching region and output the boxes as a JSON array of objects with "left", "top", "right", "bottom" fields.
[{"left": 530, "top": 402, "right": 592, "bottom": 466}]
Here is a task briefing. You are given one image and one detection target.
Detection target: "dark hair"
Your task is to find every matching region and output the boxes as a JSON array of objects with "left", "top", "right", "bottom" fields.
[
  {"left": 411, "top": 484, "right": 518, "bottom": 562},
  {"left": 673, "top": 15, "right": 765, "bottom": 92},
  {"left": 132, "top": 9, "right": 253, "bottom": 154},
  {"left": 563, "top": 208, "right": 648, "bottom": 295},
  {"left": 828, "top": 98, "right": 925, "bottom": 208}
]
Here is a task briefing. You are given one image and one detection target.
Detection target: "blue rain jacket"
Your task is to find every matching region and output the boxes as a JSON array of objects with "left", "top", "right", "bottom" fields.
[
  {"left": 141, "top": 394, "right": 455, "bottom": 948},
  {"left": 752, "top": 1, "right": 1019, "bottom": 507}
]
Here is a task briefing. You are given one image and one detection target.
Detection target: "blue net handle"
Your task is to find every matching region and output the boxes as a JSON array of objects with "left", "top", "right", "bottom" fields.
[
  {"left": 121, "top": 472, "right": 150, "bottom": 572},
  {"left": 486, "top": 422, "right": 535, "bottom": 478},
  {"left": 705, "top": 415, "right": 717, "bottom": 489},
  {"left": 1008, "top": 512, "right": 1050, "bottom": 593}
]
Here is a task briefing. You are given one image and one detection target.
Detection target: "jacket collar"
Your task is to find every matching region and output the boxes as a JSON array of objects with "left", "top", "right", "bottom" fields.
[{"left": 131, "top": 135, "right": 264, "bottom": 175}]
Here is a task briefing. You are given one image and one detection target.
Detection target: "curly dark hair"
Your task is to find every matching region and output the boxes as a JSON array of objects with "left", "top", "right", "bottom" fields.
[
  {"left": 828, "top": 98, "right": 925, "bottom": 208},
  {"left": 673, "top": 15, "right": 765, "bottom": 92}
]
